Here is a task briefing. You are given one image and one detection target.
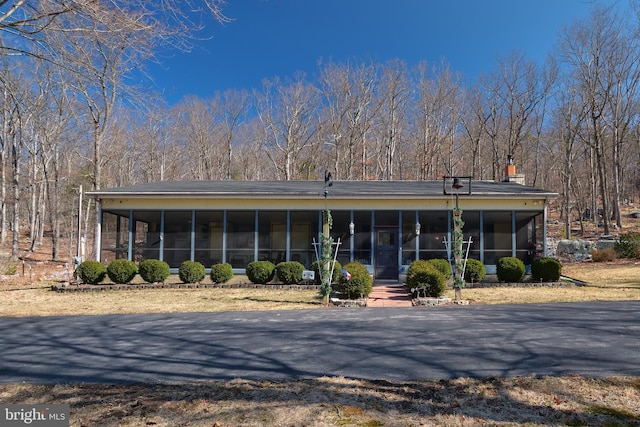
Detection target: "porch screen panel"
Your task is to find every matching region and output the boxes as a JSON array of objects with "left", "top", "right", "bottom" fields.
[
  {"left": 226, "top": 211, "right": 255, "bottom": 268},
  {"left": 194, "top": 211, "right": 224, "bottom": 267},
  {"left": 131, "top": 211, "right": 161, "bottom": 262},
  {"left": 100, "top": 210, "right": 129, "bottom": 264},
  {"left": 290, "top": 210, "right": 318, "bottom": 268},
  {"left": 401, "top": 211, "right": 417, "bottom": 265},
  {"left": 418, "top": 211, "right": 448, "bottom": 260},
  {"left": 353, "top": 211, "right": 372, "bottom": 264},
  {"left": 258, "top": 211, "right": 287, "bottom": 264},
  {"left": 483, "top": 211, "right": 513, "bottom": 265},
  {"left": 330, "top": 211, "right": 352, "bottom": 266},
  {"left": 163, "top": 210, "right": 192, "bottom": 268},
  {"left": 515, "top": 212, "right": 540, "bottom": 265}
]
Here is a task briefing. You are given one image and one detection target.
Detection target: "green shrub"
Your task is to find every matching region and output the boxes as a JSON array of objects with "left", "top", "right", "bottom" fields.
[
  {"left": 210, "top": 263, "right": 233, "bottom": 283},
  {"left": 427, "top": 258, "right": 452, "bottom": 279},
  {"left": 496, "top": 257, "right": 525, "bottom": 282},
  {"left": 591, "top": 247, "right": 617, "bottom": 262},
  {"left": 464, "top": 258, "right": 486, "bottom": 283},
  {"left": 106, "top": 259, "right": 138, "bottom": 284},
  {"left": 76, "top": 260, "right": 107, "bottom": 285},
  {"left": 310, "top": 260, "right": 342, "bottom": 285},
  {"left": 405, "top": 260, "right": 446, "bottom": 298},
  {"left": 336, "top": 261, "right": 373, "bottom": 299},
  {"left": 178, "top": 260, "right": 205, "bottom": 283},
  {"left": 276, "top": 261, "right": 305, "bottom": 285},
  {"left": 531, "top": 257, "right": 562, "bottom": 282},
  {"left": 614, "top": 232, "right": 640, "bottom": 259},
  {"left": 246, "top": 260, "right": 276, "bottom": 284},
  {"left": 138, "top": 259, "right": 170, "bottom": 283}
]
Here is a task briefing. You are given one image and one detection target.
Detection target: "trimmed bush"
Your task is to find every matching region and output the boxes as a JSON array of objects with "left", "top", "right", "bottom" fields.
[
  {"left": 106, "top": 259, "right": 137, "bottom": 284},
  {"left": 178, "top": 260, "right": 205, "bottom": 283},
  {"left": 496, "top": 257, "right": 525, "bottom": 282},
  {"left": 246, "top": 260, "right": 276, "bottom": 284},
  {"left": 614, "top": 232, "right": 640, "bottom": 259},
  {"left": 336, "top": 261, "right": 373, "bottom": 299},
  {"left": 427, "top": 258, "right": 452, "bottom": 279},
  {"left": 310, "top": 260, "right": 342, "bottom": 285},
  {"left": 210, "top": 263, "right": 233, "bottom": 283},
  {"left": 464, "top": 258, "right": 486, "bottom": 283},
  {"left": 76, "top": 260, "right": 107, "bottom": 284},
  {"left": 138, "top": 259, "right": 170, "bottom": 283},
  {"left": 405, "top": 260, "right": 446, "bottom": 298},
  {"left": 531, "top": 257, "right": 562, "bottom": 282},
  {"left": 276, "top": 261, "right": 305, "bottom": 285}
]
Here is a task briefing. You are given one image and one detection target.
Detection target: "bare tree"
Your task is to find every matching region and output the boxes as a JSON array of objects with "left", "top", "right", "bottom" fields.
[
  {"left": 254, "top": 75, "right": 320, "bottom": 180},
  {"left": 317, "top": 60, "right": 378, "bottom": 180}
]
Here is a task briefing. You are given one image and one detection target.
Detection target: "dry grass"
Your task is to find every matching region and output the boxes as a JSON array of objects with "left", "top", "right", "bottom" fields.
[
  {"left": 2, "top": 262, "right": 640, "bottom": 425},
  {"left": 1, "top": 376, "right": 639, "bottom": 426}
]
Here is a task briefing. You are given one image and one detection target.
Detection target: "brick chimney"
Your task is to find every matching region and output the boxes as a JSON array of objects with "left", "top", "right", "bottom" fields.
[{"left": 503, "top": 154, "right": 525, "bottom": 185}]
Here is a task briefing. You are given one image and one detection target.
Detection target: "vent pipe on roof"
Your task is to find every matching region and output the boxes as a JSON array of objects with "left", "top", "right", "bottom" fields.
[{"left": 502, "top": 154, "right": 525, "bottom": 185}]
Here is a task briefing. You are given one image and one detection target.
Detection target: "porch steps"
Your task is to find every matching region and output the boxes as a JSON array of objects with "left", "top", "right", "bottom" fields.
[{"left": 367, "top": 282, "right": 412, "bottom": 307}]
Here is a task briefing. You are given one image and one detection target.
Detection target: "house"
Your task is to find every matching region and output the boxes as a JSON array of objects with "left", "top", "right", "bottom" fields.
[{"left": 88, "top": 169, "right": 556, "bottom": 280}]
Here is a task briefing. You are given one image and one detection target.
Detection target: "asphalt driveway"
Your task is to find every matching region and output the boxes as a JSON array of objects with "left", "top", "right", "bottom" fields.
[{"left": 1, "top": 301, "right": 639, "bottom": 384}]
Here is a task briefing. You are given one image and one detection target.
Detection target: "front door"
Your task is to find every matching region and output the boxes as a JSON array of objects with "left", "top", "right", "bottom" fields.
[{"left": 375, "top": 228, "right": 398, "bottom": 280}]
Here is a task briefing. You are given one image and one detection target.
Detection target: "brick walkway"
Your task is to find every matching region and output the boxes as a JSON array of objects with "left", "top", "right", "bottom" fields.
[{"left": 367, "top": 283, "right": 413, "bottom": 307}]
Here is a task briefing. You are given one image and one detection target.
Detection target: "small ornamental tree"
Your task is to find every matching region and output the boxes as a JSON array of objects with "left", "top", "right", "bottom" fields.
[
  {"left": 336, "top": 261, "right": 373, "bottom": 299},
  {"left": 406, "top": 260, "right": 446, "bottom": 298},
  {"left": 76, "top": 260, "right": 107, "bottom": 284},
  {"left": 427, "top": 258, "right": 452, "bottom": 280},
  {"left": 106, "top": 259, "right": 137, "bottom": 284},
  {"left": 246, "top": 261, "right": 275, "bottom": 284},
  {"left": 496, "top": 257, "right": 525, "bottom": 282},
  {"left": 531, "top": 257, "right": 562, "bottom": 282},
  {"left": 138, "top": 259, "right": 170, "bottom": 283},
  {"left": 210, "top": 263, "right": 233, "bottom": 283},
  {"left": 276, "top": 261, "right": 305, "bottom": 285},
  {"left": 178, "top": 260, "right": 205, "bottom": 283},
  {"left": 463, "top": 258, "right": 486, "bottom": 283}
]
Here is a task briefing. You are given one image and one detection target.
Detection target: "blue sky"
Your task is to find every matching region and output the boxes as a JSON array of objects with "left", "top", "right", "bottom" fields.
[{"left": 149, "top": 0, "right": 620, "bottom": 104}]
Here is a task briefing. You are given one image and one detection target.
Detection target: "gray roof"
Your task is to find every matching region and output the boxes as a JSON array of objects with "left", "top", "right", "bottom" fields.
[{"left": 88, "top": 180, "right": 556, "bottom": 199}]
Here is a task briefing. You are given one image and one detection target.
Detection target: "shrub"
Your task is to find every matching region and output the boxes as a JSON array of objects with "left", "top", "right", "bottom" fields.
[
  {"left": 76, "top": 260, "right": 107, "bottom": 285},
  {"left": 591, "top": 247, "right": 617, "bottom": 262},
  {"left": 496, "top": 257, "right": 525, "bottom": 282},
  {"left": 310, "top": 260, "right": 342, "bottom": 285},
  {"left": 210, "top": 263, "right": 233, "bottom": 283},
  {"left": 405, "top": 260, "right": 446, "bottom": 298},
  {"left": 246, "top": 260, "right": 276, "bottom": 284},
  {"left": 138, "top": 259, "right": 170, "bottom": 283},
  {"left": 464, "top": 258, "right": 486, "bottom": 283},
  {"left": 336, "top": 261, "right": 373, "bottom": 299},
  {"left": 276, "top": 261, "right": 305, "bottom": 285},
  {"left": 614, "top": 232, "right": 640, "bottom": 259},
  {"left": 531, "top": 257, "right": 562, "bottom": 282},
  {"left": 178, "top": 260, "right": 205, "bottom": 283},
  {"left": 106, "top": 259, "right": 137, "bottom": 284},
  {"left": 427, "top": 258, "right": 452, "bottom": 279}
]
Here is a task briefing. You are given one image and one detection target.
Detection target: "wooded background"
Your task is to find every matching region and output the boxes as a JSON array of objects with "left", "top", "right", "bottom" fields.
[{"left": 1, "top": 1, "right": 639, "bottom": 262}]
